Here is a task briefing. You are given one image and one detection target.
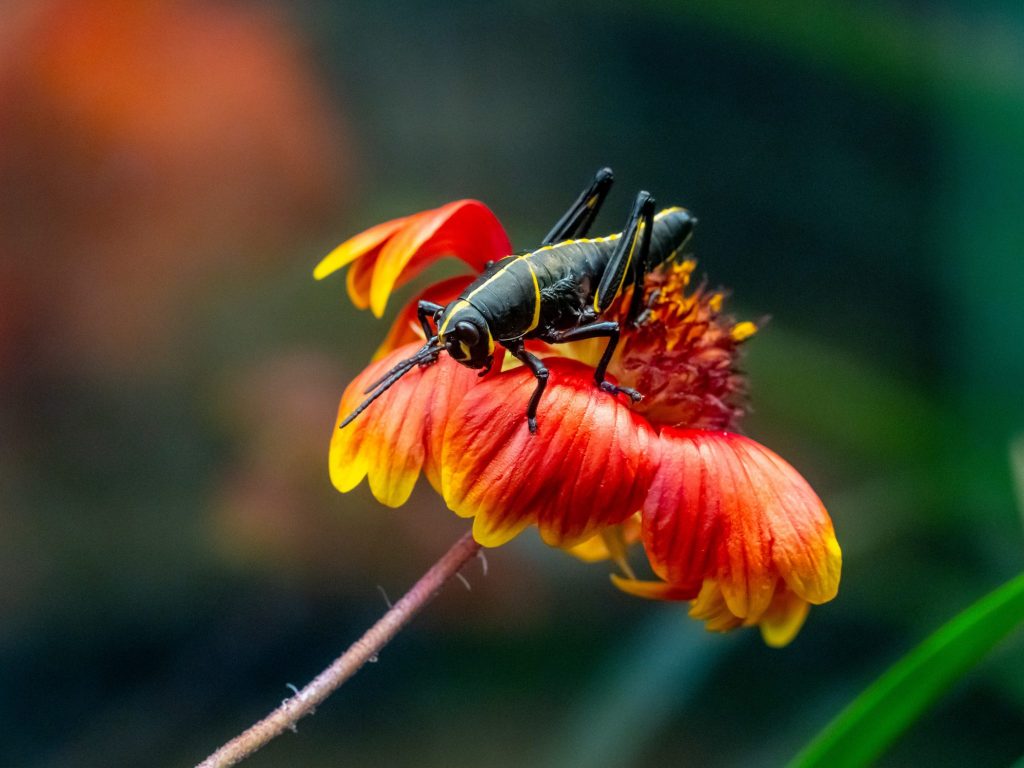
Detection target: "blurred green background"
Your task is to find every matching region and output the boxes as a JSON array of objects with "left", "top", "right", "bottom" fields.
[{"left": 2, "top": 1, "right": 1023, "bottom": 766}]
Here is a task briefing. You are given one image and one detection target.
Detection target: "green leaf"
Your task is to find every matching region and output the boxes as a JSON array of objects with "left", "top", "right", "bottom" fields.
[{"left": 790, "top": 572, "right": 1024, "bottom": 768}]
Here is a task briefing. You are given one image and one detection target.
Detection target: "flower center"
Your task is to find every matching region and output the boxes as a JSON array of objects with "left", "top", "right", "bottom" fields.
[{"left": 607, "top": 260, "right": 756, "bottom": 431}]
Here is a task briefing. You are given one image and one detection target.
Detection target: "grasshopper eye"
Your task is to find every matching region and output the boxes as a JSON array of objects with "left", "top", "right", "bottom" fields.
[{"left": 455, "top": 321, "right": 480, "bottom": 347}]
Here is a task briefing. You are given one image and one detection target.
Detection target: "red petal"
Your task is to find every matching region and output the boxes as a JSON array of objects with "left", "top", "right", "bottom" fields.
[
  {"left": 314, "top": 200, "right": 510, "bottom": 317},
  {"left": 373, "top": 275, "right": 475, "bottom": 360},
  {"left": 643, "top": 429, "right": 841, "bottom": 622},
  {"left": 346, "top": 245, "right": 379, "bottom": 310},
  {"left": 329, "top": 343, "right": 477, "bottom": 506},
  {"left": 369, "top": 200, "right": 510, "bottom": 317},
  {"left": 440, "top": 358, "right": 658, "bottom": 548},
  {"left": 314, "top": 215, "right": 410, "bottom": 279},
  {"left": 640, "top": 432, "right": 719, "bottom": 595}
]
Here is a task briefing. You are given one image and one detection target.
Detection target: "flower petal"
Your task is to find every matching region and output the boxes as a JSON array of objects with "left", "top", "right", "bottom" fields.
[
  {"left": 373, "top": 275, "right": 474, "bottom": 360},
  {"left": 313, "top": 215, "right": 410, "bottom": 280},
  {"left": 329, "top": 343, "right": 477, "bottom": 506},
  {"left": 640, "top": 431, "right": 719, "bottom": 595},
  {"left": 566, "top": 534, "right": 616, "bottom": 563},
  {"left": 687, "top": 577, "right": 809, "bottom": 645},
  {"left": 314, "top": 200, "right": 511, "bottom": 317},
  {"left": 441, "top": 358, "right": 658, "bottom": 548},
  {"left": 368, "top": 200, "right": 510, "bottom": 317},
  {"left": 688, "top": 580, "right": 744, "bottom": 632},
  {"left": 730, "top": 438, "right": 842, "bottom": 604},
  {"left": 564, "top": 516, "right": 641, "bottom": 564},
  {"left": 346, "top": 245, "right": 379, "bottom": 310},
  {"left": 758, "top": 586, "right": 810, "bottom": 648},
  {"left": 610, "top": 574, "right": 698, "bottom": 601},
  {"left": 643, "top": 429, "right": 841, "bottom": 623}
]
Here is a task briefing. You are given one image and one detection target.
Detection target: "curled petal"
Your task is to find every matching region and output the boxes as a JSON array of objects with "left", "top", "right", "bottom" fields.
[
  {"left": 610, "top": 575, "right": 697, "bottom": 601},
  {"left": 688, "top": 579, "right": 810, "bottom": 646},
  {"left": 314, "top": 215, "right": 410, "bottom": 281},
  {"left": 441, "top": 359, "right": 658, "bottom": 548},
  {"left": 314, "top": 200, "right": 511, "bottom": 317},
  {"left": 564, "top": 516, "right": 641, "bottom": 564},
  {"left": 369, "top": 201, "right": 510, "bottom": 318},
  {"left": 566, "top": 535, "right": 616, "bottom": 564},
  {"left": 315, "top": 216, "right": 408, "bottom": 310},
  {"left": 757, "top": 585, "right": 811, "bottom": 648},
  {"left": 643, "top": 429, "right": 841, "bottom": 625},
  {"left": 688, "top": 580, "right": 744, "bottom": 632},
  {"left": 374, "top": 275, "right": 474, "bottom": 360},
  {"left": 330, "top": 343, "right": 477, "bottom": 506},
  {"left": 346, "top": 243, "right": 381, "bottom": 311}
]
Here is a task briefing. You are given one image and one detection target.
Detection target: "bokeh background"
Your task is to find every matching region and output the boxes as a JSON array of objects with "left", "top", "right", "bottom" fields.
[{"left": 3, "top": 1, "right": 1023, "bottom": 766}]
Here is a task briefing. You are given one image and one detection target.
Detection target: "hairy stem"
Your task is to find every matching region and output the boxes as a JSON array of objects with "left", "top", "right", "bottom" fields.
[{"left": 195, "top": 530, "right": 483, "bottom": 768}]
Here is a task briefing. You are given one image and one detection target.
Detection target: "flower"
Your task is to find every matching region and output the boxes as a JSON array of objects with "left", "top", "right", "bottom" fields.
[{"left": 316, "top": 197, "right": 841, "bottom": 646}]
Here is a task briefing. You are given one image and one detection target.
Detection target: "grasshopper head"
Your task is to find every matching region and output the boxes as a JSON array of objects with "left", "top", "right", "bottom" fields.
[{"left": 438, "top": 301, "right": 493, "bottom": 370}]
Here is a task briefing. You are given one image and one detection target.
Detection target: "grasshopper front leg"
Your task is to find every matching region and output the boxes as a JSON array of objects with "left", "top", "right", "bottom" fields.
[{"left": 507, "top": 340, "right": 549, "bottom": 434}]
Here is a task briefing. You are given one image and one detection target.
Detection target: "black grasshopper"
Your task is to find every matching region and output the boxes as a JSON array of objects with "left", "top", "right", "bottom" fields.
[{"left": 342, "top": 168, "right": 696, "bottom": 433}]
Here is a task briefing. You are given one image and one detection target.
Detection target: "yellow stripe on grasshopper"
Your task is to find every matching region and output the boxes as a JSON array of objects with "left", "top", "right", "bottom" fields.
[
  {"left": 593, "top": 220, "right": 643, "bottom": 312},
  {"left": 525, "top": 259, "right": 542, "bottom": 332}
]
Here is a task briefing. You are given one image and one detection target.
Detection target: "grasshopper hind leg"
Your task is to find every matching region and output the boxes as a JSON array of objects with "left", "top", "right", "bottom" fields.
[
  {"left": 542, "top": 167, "right": 615, "bottom": 245},
  {"left": 593, "top": 191, "right": 656, "bottom": 323}
]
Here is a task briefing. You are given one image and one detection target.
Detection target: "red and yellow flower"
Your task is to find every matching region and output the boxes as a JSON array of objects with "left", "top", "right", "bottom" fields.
[{"left": 316, "top": 198, "right": 841, "bottom": 647}]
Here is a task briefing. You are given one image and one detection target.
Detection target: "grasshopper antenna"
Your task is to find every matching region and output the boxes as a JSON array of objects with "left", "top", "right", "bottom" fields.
[
  {"left": 340, "top": 339, "right": 441, "bottom": 428},
  {"left": 362, "top": 338, "right": 439, "bottom": 394}
]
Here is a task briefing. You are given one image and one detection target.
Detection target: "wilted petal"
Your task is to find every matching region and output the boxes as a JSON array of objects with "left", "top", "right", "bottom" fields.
[
  {"left": 441, "top": 359, "right": 658, "bottom": 548},
  {"left": 643, "top": 429, "right": 841, "bottom": 625},
  {"left": 329, "top": 343, "right": 477, "bottom": 506}
]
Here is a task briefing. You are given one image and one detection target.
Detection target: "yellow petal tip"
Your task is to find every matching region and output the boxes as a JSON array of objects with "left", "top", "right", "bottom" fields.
[
  {"left": 759, "top": 599, "right": 810, "bottom": 648},
  {"left": 731, "top": 321, "right": 758, "bottom": 342},
  {"left": 313, "top": 245, "right": 351, "bottom": 281}
]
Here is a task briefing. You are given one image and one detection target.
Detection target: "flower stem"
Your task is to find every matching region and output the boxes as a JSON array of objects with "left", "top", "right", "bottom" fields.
[{"left": 195, "top": 530, "right": 482, "bottom": 768}]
